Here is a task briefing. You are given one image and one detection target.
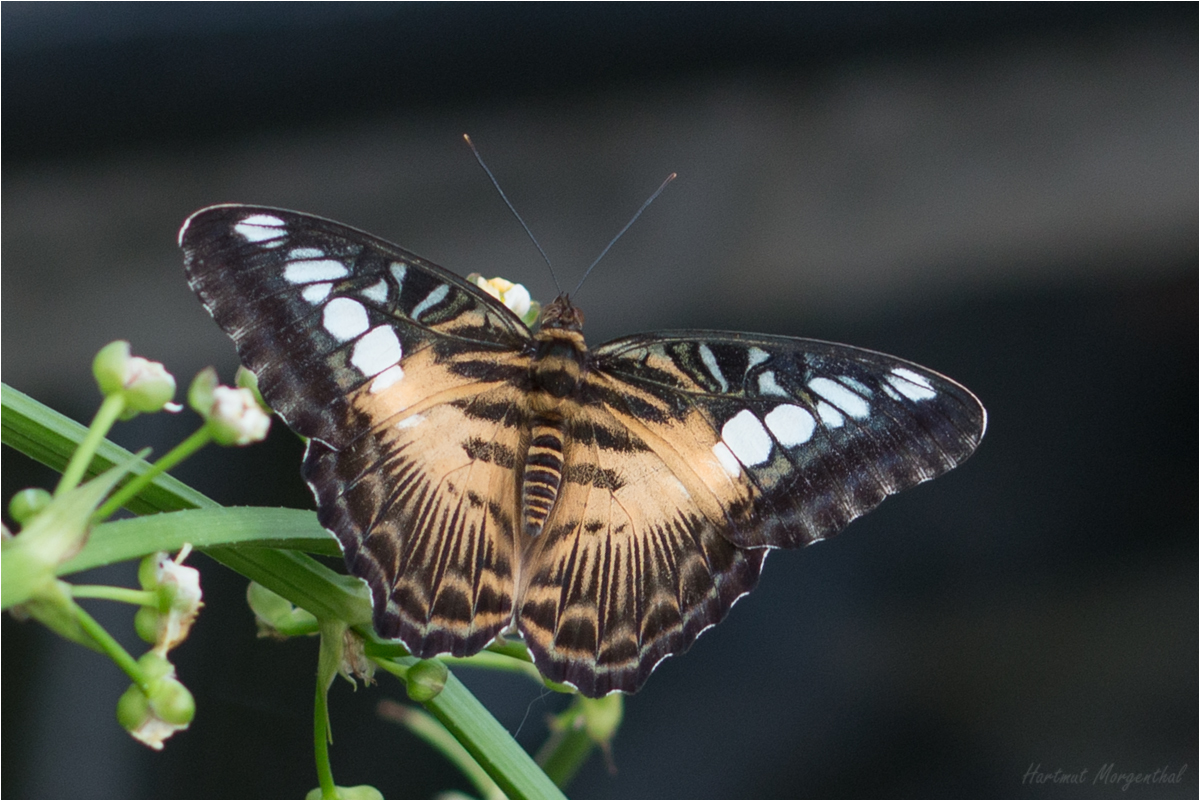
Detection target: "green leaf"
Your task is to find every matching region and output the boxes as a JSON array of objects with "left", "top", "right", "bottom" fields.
[{"left": 58, "top": 508, "right": 340, "bottom": 576}]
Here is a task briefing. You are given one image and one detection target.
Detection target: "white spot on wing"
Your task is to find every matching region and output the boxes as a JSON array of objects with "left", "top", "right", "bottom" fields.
[
  {"left": 288, "top": 247, "right": 324, "bottom": 260},
  {"left": 816, "top": 401, "right": 845, "bottom": 428},
  {"left": 746, "top": 347, "right": 770, "bottom": 370},
  {"left": 395, "top": 412, "right": 424, "bottom": 429},
  {"left": 721, "top": 409, "right": 773, "bottom": 466},
  {"left": 698, "top": 344, "right": 728, "bottom": 392},
  {"left": 711, "top": 442, "right": 742, "bottom": 477},
  {"left": 389, "top": 262, "right": 407, "bottom": 287},
  {"left": 284, "top": 259, "right": 348, "bottom": 284},
  {"left": 410, "top": 284, "right": 450, "bottom": 319},
  {"left": 234, "top": 214, "right": 286, "bottom": 243},
  {"left": 887, "top": 367, "right": 937, "bottom": 401},
  {"left": 756, "top": 370, "right": 789, "bottom": 397},
  {"left": 371, "top": 365, "right": 405, "bottom": 393},
  {"left": 361, "top": 278, "right": 389, "bottom": 303},
  {"left": 302, "top": 283, "right": 332, "bottom": 303},
  {"left": 765, "top": 404, "right": 816, "bottom": 446},
  {"left": 808, "top": 377, "right": 870, "bottom": 418},
  {"left": 323, "top": 297, "right": 369, "bottom": 341},
  {"left": 351, "top": 326, "right": 403, "bottom": 376}
]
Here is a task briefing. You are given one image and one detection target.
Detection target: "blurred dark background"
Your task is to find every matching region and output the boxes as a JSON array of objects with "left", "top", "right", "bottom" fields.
[{"left": 3, "top": 3, "right": 1196, "bottom": 798}]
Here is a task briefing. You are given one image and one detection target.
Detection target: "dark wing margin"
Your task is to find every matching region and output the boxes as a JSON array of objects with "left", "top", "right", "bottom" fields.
[{"left": 180, "top": 204, "right": 534, "bottom": 657}]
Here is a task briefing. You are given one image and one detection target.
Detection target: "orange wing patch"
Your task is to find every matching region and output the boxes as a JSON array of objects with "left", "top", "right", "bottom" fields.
[{"left": 309, "top": 348, "right": 532, "bottom": 658}]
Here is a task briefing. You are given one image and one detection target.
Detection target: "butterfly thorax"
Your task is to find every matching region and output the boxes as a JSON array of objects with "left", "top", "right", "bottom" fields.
[{"left": 529, "top": 294, "right": 589, "bottom": 409}]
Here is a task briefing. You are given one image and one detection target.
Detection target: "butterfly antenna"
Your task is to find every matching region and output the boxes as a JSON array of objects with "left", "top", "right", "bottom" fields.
[
  {"left": 573, "top": 172, "right": 676, "bottom": 296},
  {"left": 463, "top": 134, "right": 562, "bottom": 296}
]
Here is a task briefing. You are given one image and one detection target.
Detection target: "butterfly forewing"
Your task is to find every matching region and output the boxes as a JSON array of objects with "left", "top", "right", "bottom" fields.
[
  {"left": 181, "top": 203, "right": 986, "bottom": 697},
  {"left": 592, "top": 334, "right": 986, "bottom": 549},
  {"left": 181, "top": 205, "right": 535, "bottom": 655}
]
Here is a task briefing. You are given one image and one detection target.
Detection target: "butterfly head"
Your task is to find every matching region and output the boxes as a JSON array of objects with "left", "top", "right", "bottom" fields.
[{"left": 537, "top": 294, "right": 585, "bottom": 334}]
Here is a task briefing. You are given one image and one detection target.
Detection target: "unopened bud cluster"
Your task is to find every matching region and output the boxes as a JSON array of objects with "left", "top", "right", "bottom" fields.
[{"left": 116, "top": 652, "right": 196, "bottom": 751}]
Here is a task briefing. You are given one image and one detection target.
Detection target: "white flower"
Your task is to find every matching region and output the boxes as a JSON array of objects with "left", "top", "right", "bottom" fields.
[
  {"left": 470, "top": 275, "right": 534, "bottom": 319},
  {"left": 152, "top": 547, "right": 203, "bottom": 653},
  {"left": 208, "top": 386, "right": 271, "bottom": 445}
]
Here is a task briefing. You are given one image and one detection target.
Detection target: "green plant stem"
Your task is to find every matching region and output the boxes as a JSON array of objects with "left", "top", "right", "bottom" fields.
[
  {"left": 314, "top": 620, "right": 343, "bottom": 800},
  {"left": 314, "top": 682, "right": 337, "bottom": 799},
  {"left": 370, "top": 656, "right": 410, "bottom": 682},
  {"left": 55, "top": 393, "right": 126, "bottom": 496},
  {"left": 94, "top": 427, "right": 213, "bottom": 521},
  {"left": 73, "top": 600, "right": 147, "bottom": 688},
  {"left": 71, "top": 585, "right": 157, "bottom": 606},
  {"left": 441, "top": 651, "right": 546, "bottom": 683}
]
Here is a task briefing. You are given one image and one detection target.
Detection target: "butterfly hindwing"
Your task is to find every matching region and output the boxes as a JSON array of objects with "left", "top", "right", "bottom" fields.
[
  {"left": 181, "top": 205, "right": 535, "bottom": 655},
  {"left": 517, "top": 399, "right": 767, "bottom": 697},
  {"left": 307, "top": 379, "right": 530, "bottom": 656}
]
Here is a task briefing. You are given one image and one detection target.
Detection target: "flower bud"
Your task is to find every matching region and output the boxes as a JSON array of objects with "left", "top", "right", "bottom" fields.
[
  {"left": 247, "top": 581, "right": 317, "bottom": 637},
  {"left": 147, "top": 676, "right": 195, "bottom": 726},
  {"left": 123, "top": 359, "right": 178, "bottom": 414},
  {"left": 94, "top": 340, "right": 134, "bottom": 396},
  {"left": 187, "top": 367, "right": 219, "bottom": 416},
  {"left": 138, "top": 650, "right": 174, "bottom": 681},
  {"left": 119, "top": 657, "right": 194, "bottom": 750},
  {"left": 580, "top": 693, "right": 623, "bottom": 746},
  {"left": 405, "top": 659, "right": 448, "bottom": 702},
  {"left": 9, "top": 488, "right": 52, "bottom": 525},
  {"left": 116, "top": 684, "right": 152, "bottom": 731},
  {"left": 134, "top": 606, "right": 162, "bottom": 644},
  {"left": 235, "top": 366, "right": 271, "bottom": 413},
  {"left": 93, "top": 341, "right": 177, "bottom": 416},
  {"left": 207, "top": 386, "right": 272, "bottom": 446}
]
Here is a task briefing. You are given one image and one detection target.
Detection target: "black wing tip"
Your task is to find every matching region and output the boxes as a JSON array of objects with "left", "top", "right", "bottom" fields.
[{"left": 179, "top": 203, "right": 253, "bottom": 248}]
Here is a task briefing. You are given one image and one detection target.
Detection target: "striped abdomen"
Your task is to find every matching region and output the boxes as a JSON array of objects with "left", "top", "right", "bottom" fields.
[{"left": 522, "top": 418, "right": 565, "bottom": 536}]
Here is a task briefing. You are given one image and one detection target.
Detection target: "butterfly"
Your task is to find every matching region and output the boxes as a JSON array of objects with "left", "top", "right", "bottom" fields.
[{"left": 180, "top": 204, "right": 986, "bottom": 697}]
